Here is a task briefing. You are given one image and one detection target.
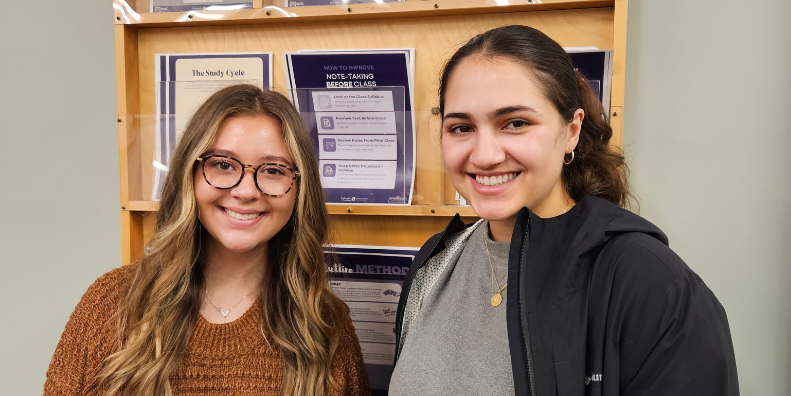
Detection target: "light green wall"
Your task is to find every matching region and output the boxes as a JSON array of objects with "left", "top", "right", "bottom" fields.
[
  {"left": 624, "top": 1, "right": 791, "bottom": 394},
  {"left": 1, "top": 0, "right": 789, "bottom": 394}
]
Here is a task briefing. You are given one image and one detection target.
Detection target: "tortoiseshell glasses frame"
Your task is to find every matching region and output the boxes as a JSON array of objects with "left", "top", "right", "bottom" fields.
[{"left": 196, "top": 154, "right": 300, "bottom": 197}]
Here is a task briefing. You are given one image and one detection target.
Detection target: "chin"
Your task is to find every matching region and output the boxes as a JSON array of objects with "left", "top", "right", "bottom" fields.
[
  {"left": 215, "top": 236, "right": 266, "bottom": 254},
  {"left": 469, "top": 202, "right": 520, "bottom": 222}
]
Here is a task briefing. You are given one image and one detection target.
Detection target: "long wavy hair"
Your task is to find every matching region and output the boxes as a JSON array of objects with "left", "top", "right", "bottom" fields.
[
  {"left": 98, "top": 84, "right": 347, "bottom": 395},
  {"left": 440, "top": 25, "right": 633, "bottom": 208}
]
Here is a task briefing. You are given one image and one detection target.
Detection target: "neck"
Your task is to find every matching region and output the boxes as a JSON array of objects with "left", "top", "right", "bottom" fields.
[
  {"left": 531, "top": 181, "right": 574, "bottom": 218},
  {"left": 488, "top": 217, "right": 515, "bottom": 243},
  {"left": 203, "top": 240, "right": 266, "bottom": 293}
]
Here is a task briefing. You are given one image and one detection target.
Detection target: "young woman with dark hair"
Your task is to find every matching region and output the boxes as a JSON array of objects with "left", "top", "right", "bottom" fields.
[
  {"left": 389, "top": 26, "right": 738, "bottom": 395},
  {"left": 44, "top": 85, "right": 369, "bottom": 395}
]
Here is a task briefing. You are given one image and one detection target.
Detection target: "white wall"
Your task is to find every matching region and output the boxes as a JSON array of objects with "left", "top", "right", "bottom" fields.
[
  {"left": 1, "top": 0, "right": 789, "bottom": 394},
  {"left": 624, "top": 0, "right": 791, "bottom": 394},
  {"left": 0, "top": 1, "right": 120, "bottom": 394}
]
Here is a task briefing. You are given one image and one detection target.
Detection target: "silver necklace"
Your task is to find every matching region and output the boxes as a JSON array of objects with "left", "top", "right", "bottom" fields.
[{"left": 204, "top": 287, "right": 257, "bottom": 318}]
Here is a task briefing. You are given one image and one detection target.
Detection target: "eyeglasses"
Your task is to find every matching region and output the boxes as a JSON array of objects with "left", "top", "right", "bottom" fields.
[{"left": 196, "top": 154, "right": 299, "bottom": 197}]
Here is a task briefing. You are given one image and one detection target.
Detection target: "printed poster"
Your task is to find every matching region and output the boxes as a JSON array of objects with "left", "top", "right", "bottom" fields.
[
  {"left": 285, "top": 51, "right": 415, "bottom": 205},
  {"left": 154, "top": 52, "right": 272, "bottom": 199},
  {"left": 326, "top": 245, "right": 419, "bottom": 394}
]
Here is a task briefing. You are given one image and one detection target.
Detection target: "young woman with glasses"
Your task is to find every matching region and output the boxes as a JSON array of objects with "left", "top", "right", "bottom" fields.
[
  {"left": 389, "top": 26, "right": 739, "bottom": 395},
  {"left": 44, "top": 84, "right": 370, "bottom": 395}
]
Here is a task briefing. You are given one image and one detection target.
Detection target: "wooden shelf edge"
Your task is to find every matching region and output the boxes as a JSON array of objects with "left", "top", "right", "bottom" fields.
[
  {"left": 126, "top": 201, "right": 160, "bottom": 211},
  {"left": 113, "top": 0, "right": 615, "bottom": 28},
  {"left": 328, "top": 204, "right": 477, "bottom": 217},
  {"left": 124, "top": 200, "right": 477, "bottom": 217}
]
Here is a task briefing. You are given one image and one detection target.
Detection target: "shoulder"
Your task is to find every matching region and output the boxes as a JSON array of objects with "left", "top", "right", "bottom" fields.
[
  {"left": 336, "top": 311, "right": 360, "bottom": 350},
  {"left": 600, "top": 232, "right": 702, "bottom": 292},
  {"left": 64, "top": 263, "right": 139, "bottom": 340},
  {"left": 595, "top": 232, "right": 728, "bottom": 339},
  {"left": 79, "top": 263, "right": 139, "bottom": 312},
  {"left": 44, "top": 263, "right": 139, "bottom": 394}
]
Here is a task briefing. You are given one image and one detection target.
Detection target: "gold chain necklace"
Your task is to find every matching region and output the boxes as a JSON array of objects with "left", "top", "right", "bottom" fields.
[
  {"left": 484, "top": 223, "right": 507, "bottom": 307},
  {"left": 484, "top": 200, "right": 571, "bottom": 307}
]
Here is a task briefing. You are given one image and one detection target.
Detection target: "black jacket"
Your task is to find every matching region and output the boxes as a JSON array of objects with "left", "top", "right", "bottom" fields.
[{"left": 393, "top": 196, "right": 739, "bottom": 395}]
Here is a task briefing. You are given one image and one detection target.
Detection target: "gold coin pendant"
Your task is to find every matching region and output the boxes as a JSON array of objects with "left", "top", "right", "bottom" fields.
[{"left": 491, "top": 293, "right": 503, "bottom": 307}]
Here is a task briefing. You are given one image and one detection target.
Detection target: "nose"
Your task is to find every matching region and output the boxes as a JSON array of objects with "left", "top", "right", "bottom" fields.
[
  {"left": 469, "top": 128, "right": 506, "bottom": 169},
  {"left": 231, "top": 168, "right": 260, "bottom": 201}
]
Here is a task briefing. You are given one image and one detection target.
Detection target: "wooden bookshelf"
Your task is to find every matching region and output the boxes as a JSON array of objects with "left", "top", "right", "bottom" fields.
[{"left": 113, "top": 0, "right": 629, "bottom": 264}]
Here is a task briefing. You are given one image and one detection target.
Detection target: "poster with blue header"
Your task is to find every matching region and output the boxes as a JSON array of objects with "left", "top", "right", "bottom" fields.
[
  {"left": 285, "top": 51, "right": 415, "bottom": 205},
  {"left": 326, "top": 245, "right": 420, "bottom": 395}
]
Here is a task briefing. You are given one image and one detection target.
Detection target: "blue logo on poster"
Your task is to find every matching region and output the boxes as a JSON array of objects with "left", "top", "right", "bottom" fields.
[
  {"left": 323, "top": 164, "right": 336, "bottom": 177},
  {"left": 321, "top": 116, "right": 334, "bottom": 130},
  {"left": 323, "top": 138, "right": 336, "bottom": 152},
  {"left": 318, "top": 95, "right": 332, "bottom": 109}
]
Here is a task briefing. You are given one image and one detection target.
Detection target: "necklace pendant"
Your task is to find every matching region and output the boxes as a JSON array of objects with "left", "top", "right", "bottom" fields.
[
  {"left": 220, "top": 309, "right": 230, "bottom": 318},
  {"left": 491, "top": 292, "right": 503, "bottom": 307}
]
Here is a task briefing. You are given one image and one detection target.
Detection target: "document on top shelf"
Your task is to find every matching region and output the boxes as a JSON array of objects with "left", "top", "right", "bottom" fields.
[
  {"left": 151, "top": 1, "right": 253, "bottom": 13},
  {"left": 153, "top": 52, "right": 272, "bottom": 200},
  {"left": 564, "top": 48, "right": 614, "bottom": 113},
  {"left": 325, "top": 244, "right": 420, "bottom": 392},
  {"left": 286, "top": 0, "right": 402, "bottom": 6},
  {"left": 284, "top": 51, "right": 416, "bottom": 205}
]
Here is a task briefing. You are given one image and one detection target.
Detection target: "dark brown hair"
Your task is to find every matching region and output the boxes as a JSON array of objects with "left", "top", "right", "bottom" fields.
[{"left": 439, "top": 25, "right": 632, "bottom": 208}]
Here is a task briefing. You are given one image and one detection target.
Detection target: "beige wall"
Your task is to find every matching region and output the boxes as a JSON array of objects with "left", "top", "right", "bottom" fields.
[{"left": 1, "top": 0, "right": 789, "bottom": 394}]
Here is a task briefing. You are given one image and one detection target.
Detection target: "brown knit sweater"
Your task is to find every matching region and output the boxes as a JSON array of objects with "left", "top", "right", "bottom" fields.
[{"left": 44, "top": 264, "right": 370, "bottom": 395}]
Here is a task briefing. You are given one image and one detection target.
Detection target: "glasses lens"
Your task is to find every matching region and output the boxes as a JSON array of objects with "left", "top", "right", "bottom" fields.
[
  {"left": 257, "top": 164, "right": 295, "bottom": 196},
  {"left": 203, "top": 157, "right": 242, "bottom": 188}
]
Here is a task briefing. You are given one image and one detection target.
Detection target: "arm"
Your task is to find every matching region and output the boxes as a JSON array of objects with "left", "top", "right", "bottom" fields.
[
  {"left": 43, "top": 266, "right": 132, "bottom": 395},
  {"left": 608, "top": 238, "right": 739, "bottom": 396},
  {"left": 330, "top": 315, "right": 371, "bottom": 396}
]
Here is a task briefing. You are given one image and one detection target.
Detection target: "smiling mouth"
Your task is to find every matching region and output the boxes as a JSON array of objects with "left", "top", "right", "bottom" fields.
[
  {"left": 223, "top": 208, "right": 263, "bottom": 220},
  {"left": 471, "top": 172, "right": 520, "bottom": 187}
]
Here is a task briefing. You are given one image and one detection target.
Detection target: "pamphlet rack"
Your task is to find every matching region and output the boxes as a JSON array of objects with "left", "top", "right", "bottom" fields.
[{"left": 113, "top": 0, "right": 629, "bottom": 264}]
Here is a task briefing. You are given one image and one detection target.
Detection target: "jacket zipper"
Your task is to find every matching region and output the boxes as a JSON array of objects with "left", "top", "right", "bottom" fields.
[{"left": 519, "top": 216, "right": 536, "bottom": 396}]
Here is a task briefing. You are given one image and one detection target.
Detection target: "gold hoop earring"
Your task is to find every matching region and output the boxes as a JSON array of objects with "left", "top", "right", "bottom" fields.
[{"left": 563, "top": 150, "right": 575, "bottom": 165}]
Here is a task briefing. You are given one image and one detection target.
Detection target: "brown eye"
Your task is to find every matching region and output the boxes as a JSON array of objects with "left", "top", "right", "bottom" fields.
[
  {"left": 449, "top": 125, "right": 473, "bottom": 134},
  {"left": 506, "top": 120, "right": 530, "bottom": 129},
  {"left": 210, "top": 160, "right": 235, "bottom": 171},
  {"left": 261, "top": 166, "right": 287, "bottom": 176}
]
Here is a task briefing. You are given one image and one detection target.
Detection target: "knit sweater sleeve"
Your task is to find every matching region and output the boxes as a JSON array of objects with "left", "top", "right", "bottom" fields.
[
  {"left": 330, "top": 314, "right": 371, "bottom": 396},
  {"left": 43, "top": 264, "right": 137, "bottom": 396}
]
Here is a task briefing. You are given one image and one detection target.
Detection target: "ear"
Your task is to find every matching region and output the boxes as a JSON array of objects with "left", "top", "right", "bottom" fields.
[{"left": 566, "top": 108, "right": 584, "bottom": 153}]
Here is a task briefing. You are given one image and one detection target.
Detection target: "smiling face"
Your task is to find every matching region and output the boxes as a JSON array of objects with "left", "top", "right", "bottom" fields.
[
  {"left": 442, "top": 56, "right": 583, "bottom": 223},
  {"left": 194, "top": 114, "right": 297, "bottom": 258}
]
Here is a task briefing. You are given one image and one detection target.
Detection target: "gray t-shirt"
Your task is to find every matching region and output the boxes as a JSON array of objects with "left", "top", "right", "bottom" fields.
[{"left": 389, "top": 223, "right": 515, "bottom": 395}]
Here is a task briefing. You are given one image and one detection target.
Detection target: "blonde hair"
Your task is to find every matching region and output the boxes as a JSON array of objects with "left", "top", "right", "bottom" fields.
[{"left": 98, "top": 85, "right": 347, "bottom": 395}]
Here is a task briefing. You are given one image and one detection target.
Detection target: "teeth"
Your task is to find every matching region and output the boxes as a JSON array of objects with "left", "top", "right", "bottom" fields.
[
  {"left": 225, "top": 209, "right": 261, "bottom": 220},
  {"left": 475, "top": 173, "right": 517, "bottom": 187}
]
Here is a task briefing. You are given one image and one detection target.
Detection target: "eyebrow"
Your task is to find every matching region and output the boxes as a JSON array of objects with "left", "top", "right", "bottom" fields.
[
  {"left": 205, "top": 149, "right": 293, "bottom": 166},
  {"left": 442, "top": 105, "right": 540, "bottom": 122},
  {"left": 488, "top": 105, "right": 540, "bottom": 118},
  {"left": 261, "top": 155, "right": 293, "bottom": 166}
]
